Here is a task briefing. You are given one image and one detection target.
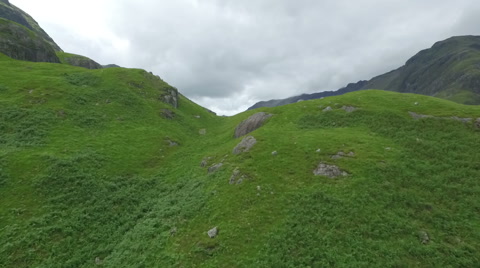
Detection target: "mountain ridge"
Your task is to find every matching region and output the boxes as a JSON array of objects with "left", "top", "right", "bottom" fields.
[{"left": 249, "top": 35, "right": 480, "bottom": 110}]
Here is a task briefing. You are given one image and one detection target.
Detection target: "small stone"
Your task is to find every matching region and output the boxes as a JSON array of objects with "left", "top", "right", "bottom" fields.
[
  {"left": 341, "top": 106, "right": 357, "bottom": 112},
  {"left": 347, "top": 151, "right": 355, "bottom": 157},
  {"left": 161, "top": 109, "right": 175, "bottom": 119},
  {"left": 414, "top": 102, "right": 419, "bottom": 105},
  {"left": 476, "top": 118, "right": 480, "bottom": 128},
  {"left": 105, "top": 99, "right": 111, "bottom": 104},
  {"left": 208, "top": 227, "right": 218, "bottom": 238},
  {"left": 385, "top": 147, "right": 391, "bottom": 150},
  {"left": 208, "top": 163, "right": 223, "bottom": 174},
  {"left": 271, "top": 151, "right": 278, "bottom": 156},
  {"left": 194, "top": 115, "right": 201, "bottom": 118},
  {"left": 229, "top": 168, "right": 241, "bottom": 184},
  {"left": 170, "top": 227, "right": 177, "bottom": 236},
  {"left": 316, "top": 149, "right": 321, "bottom": 153},
  {"left": 28, "top": 90, "right": 33, "bottom": 94},
  {"left": 257, "top": 186, "right": 261, "bottom": 191},
  {"left": 418, "top": 231, "right": 429, "bottom": 244},
  {"left": 322, "top": 106, "right": 333, "bottom": 112},
  {"left": 95, "top": 257, "right": 102, "bottom": 265},
  {"left": 199, "top": 129, "right": 207, "bottom": 135}
]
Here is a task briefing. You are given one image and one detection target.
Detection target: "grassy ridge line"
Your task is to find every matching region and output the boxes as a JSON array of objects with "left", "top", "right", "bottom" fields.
[{"left": 1, "top": 51, "right": 480, "bottom": 267}]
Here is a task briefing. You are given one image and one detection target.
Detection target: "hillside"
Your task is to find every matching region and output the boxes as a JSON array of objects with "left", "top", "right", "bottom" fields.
[
  {"left": 1, "top": 51, "right": 480, "bottom": 267},
  {"left": 0, "top": 0, "right": 61, "bottom": 51},
  {"left": 249, "top": 35, "right": 480, "bottom": 110}
]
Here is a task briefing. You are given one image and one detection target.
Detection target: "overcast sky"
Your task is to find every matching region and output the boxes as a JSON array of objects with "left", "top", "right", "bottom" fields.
[{"left": 10, "top": 0, "right": 480, "bottom": 115}]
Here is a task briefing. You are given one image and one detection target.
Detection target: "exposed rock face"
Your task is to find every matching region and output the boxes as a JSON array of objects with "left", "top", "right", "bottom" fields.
[
  {"left": 161, "top": 89, "right": 179, "bottom": 108},
  {"left": 0, "top": 19, "right": 60, "bottom": 63},
  {"left": 234, "top": 112, "right": 272, "bottom": 138},
  {"left": 233, "top": 136, "right": 257, "bottom": 155},
  {"left": 313, "top": 163, "right": 348, "bottom": 178},
  {"left": 61, "top": 53, "right": 102, "bottom": 69}
]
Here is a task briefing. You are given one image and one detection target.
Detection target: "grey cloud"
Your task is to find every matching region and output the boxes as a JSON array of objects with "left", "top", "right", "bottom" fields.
[{"left": 14, "top": 0, "right": 480, "bottom": 115}]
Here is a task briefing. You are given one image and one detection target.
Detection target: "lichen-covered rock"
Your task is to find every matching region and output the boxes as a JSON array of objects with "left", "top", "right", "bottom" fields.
[
  {"left": 313, "top": 163, "right": 348, "bottom": 178},
  {"left": 233, "top": 136, "right": 257, "bottom": 154},
  {"left": 234, "top": 112, "right": 272, "bottom": 138}
]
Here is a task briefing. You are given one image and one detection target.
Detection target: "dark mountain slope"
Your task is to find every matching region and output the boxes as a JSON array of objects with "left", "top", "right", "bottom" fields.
[
  {"left": 0, "top": 18, "right": 60, "bottom": 63},
  {"left": 0, "top": 0, "right": 61, "bottom": 51},
  {"left": 249, "top": 35, "right": 480, "bottom": 110}
]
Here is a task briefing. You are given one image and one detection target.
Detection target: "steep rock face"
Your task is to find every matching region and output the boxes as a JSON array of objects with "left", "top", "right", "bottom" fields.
[
  {"left": 0, "top": 1, "right": 61, "bottom": 51},
  {"left": 0, "top": 18, "right": 60, "bottom": 63},
  {"left": 249, "top": 35, "right": 480, "bottom": 110},
  {"left": 57, "top": 52, "right": 102, "bottom": 69}
]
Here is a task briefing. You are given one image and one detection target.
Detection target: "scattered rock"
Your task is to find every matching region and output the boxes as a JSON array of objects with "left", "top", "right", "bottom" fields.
[
  {"left": 105, "top": 99, "right": 111, "bottom": 104},
  {"left": 257, "top": 186, "right": 261, "bottom": 191},
  {"left": 476, "top": 118, "right": 480, "bottom": 128},
  {"left": 409, "top": 111, "right": 433, "bottom": 120},
  {"left": 234, "top": 112, "right": 273, "bottom": 138},
  {"left": 160, "top": 108, "right": 175, "bottom": 119},
  {"left": 95, "top": 257, "right": 102, "bottom": 265},
  {"left": 271, "top": 151, "right": 278, "bottom": 156},
  {"left": 316, "top": 149, "right": 321, "bottom": 153},
  {"left": 207, "top": 227, "right": 218, "bottom": 238},
  {"left": 199, "top": 129, "right": 207, "bottom": 135},
  {"left": 233, "top": 136, "right": 257, "bottom": 155},
  {"left": 418, "top": 231, "right": 430, "bottom": 244},
  {"left": 170, "top": 227, "right": 177, "bottom": 236},
  {"left": 322, "top": 106, "right": 333, "bottom": 112},
  {"left": 331, "top": 151, "right": 354, "bottom": 159},
  {"left": 166, "top": 139, "right": 178, "bottom": 147},
  {"left": 385, "top": 147, "right": 392, "bottom": 151},
  {"left": 229, "top": 168, "right": 240, "bottom": 184},
  {"left": 28, "top": 89, "right": 33, "bottom": 94},
  {"left": 208, "top": 163, "right": 223, "bottom": 174},
  {"left": 414, "top": 102, "right": 419, "bottom": 106},
  {"left": 160, "top": 89, "right": 179, "bottom": 108},
  {"left": 451, "top": 116, "right": 472, "bottom": 123},
  {"left": 313, "top": 163, "right": 348, "bottom": 178},
  {"left": 200, "top": 157, "right": 211, "bottom": 167},
  {"left": 341, "top": 106, "right": 357, "bottom": 112},
  {"left": 194, "top": 115, "right": 201, "bottom": 118}
]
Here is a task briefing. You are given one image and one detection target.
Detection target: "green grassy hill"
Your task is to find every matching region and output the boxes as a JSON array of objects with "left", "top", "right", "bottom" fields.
[{"left": 1, "top": 52, "right": 480, "bottom": 267}]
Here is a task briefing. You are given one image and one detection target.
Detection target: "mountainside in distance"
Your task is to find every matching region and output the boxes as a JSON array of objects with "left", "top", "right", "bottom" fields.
[{"left": 249, "top": 35, "right": 480, "bottom": 110}]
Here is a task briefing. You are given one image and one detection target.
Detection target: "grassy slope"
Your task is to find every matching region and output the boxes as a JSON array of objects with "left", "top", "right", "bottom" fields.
[{"left": 1, "top": 53, "right": 480, "bottom": 267}]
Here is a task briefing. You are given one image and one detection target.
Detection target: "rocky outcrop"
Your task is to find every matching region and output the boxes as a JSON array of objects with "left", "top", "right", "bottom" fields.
[
  {"left": 233, "top": 136, "right": 257, "bottom": 155},
  {"left": 313, "top": 163, "right": 348, "bottom": 178},
  {"left": 0, "top": 19, "right": 60, "bottom": 63},
  {"left": 59, "top": 53, "right": 102, "bottom": 69},
  {"left": 234, "top": 112, "right": 272, "bottom": 138},
  {"left": 161, "top": 89, "right": 179, "bottom": 108}
]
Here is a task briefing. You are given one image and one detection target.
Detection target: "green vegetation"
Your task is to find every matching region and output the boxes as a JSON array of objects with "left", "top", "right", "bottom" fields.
[{"left": 1, "top": 52, "right": 480, "bottom": 267}]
